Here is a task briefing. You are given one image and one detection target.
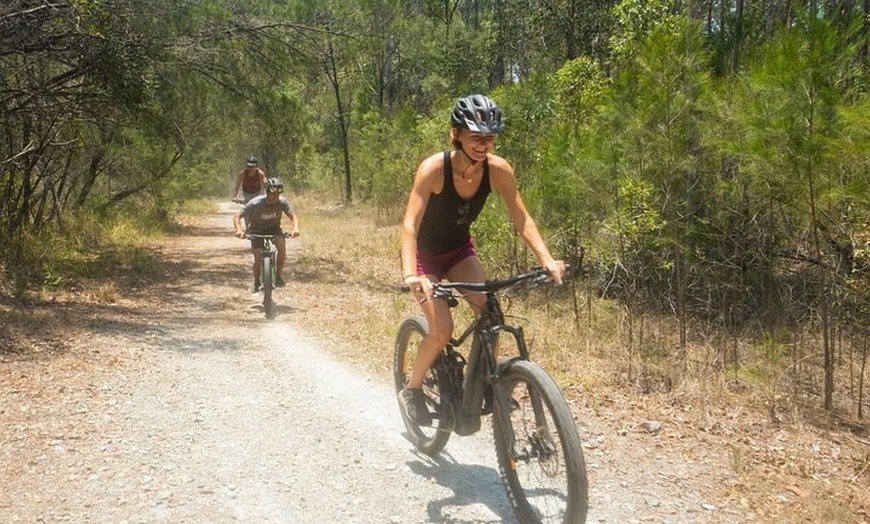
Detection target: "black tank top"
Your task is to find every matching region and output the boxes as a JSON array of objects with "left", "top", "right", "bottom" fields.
[{"left": 418, "top": 151, "right": 491, "bottom": 253}]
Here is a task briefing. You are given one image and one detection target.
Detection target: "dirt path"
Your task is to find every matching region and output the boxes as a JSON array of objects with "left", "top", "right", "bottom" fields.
[{"left": 1, "top": 203, "right": 762, "bottom": 523}]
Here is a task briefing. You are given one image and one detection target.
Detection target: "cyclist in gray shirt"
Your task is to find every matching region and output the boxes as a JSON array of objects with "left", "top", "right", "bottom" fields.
[{"left": 233, "top": 177, "right": 300, "bottom": 292}]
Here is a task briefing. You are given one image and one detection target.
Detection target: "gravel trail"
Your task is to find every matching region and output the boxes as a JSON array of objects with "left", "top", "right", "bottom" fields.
[{"left": 0, "top": 204, "right": 757, "bottom": 523}]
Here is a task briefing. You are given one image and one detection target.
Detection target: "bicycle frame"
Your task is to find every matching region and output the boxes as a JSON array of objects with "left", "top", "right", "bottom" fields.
[
  {"left": 246, "top": 234, "right": 283, "bottom": 279},
  {"left": 260, "top": 240, "right": 277, "bottom": 281},
  {"left": 245, "top": 233, "right": 285, "bottom": 318},
  {"left": 396, "top": 266, "right": 589, "bottom": 523},
  {"left": 437, "top": 272, "right": 545, "bottom": 449}
]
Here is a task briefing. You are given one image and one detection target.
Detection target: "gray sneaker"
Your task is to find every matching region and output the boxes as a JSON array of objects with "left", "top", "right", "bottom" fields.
[{"left": 398, "top": 387, "right": 432, "bottom": 427}]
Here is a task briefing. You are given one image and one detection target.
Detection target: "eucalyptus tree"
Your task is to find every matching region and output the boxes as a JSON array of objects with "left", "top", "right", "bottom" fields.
[
  {"left": 274, "top": 0, "right": 390, "bottom": 204},
  {"left": 0, "top": 0, "right": 172, "bottom": 283},
  {"left": 349, "top": 1, "right": 447, "bottom": 207},
  {"left": 0, "top": 0, "right": 318, "bottom": 287}
]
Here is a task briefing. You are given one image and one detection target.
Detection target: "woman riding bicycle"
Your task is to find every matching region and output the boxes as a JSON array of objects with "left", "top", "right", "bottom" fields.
[
  {"left": 233, "top": 177, "right": 300, "bottom": 293},
  {"left": 398, "top": 93, "right": 565, "bottom": 426}
]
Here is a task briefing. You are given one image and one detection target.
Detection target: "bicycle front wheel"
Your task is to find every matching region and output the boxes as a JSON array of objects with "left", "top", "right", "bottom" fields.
[
  {"left": 393, "top": 315, "right": 451, "bottom": 455},
  {"left": 493, "top": 360, "right": 588, "bottom": 524},
  {"left": 262, "top": 255, "right": 273, "bottom": 318}
]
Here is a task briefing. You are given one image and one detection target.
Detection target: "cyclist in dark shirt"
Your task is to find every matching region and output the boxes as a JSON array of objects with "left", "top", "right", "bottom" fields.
[
  {"left": 232, "top": 155, "right": 267, "bottom": 204},
  {"left": 233, "top": 177, "right": 300, "bottom": 293},
  {"left": 398, "top": 94, "right": 565, "bottom": 425}
]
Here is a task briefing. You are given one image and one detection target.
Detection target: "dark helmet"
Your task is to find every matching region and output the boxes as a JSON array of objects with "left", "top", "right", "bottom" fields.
[
  {"left": 265, "top": 177, "right": 284, "bottom": 193},
  {"left": 246, "top": 155, "right": 258, "bottom": 167},
  {"left": 450, "top": 94, "right": 504, "bottom": 133}
]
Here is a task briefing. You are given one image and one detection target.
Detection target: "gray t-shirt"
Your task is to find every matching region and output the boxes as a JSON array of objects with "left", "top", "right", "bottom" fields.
[{"left": 242, "top": 195, "right": 294, "bottom": 234}]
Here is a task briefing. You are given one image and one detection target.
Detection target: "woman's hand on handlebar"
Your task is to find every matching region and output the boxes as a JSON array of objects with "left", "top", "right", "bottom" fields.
[
  {"left": 403, "top": 274, "right": 434, "bottom": 304},
  {"left": 544, "top": 259, "right": 566, "bottom": 285}
]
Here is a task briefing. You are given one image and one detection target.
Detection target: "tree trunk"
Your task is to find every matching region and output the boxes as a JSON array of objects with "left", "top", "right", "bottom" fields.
[
  {"left": 325, "top": 42, "right": 352, "bottom": 204},
  {"left": 859, "top": 336, "right": 867, "bottom": 419}
]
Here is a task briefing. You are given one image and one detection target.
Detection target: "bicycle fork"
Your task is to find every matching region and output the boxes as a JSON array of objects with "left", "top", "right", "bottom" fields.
[{"left": 489, "top": 326, "right": 558, "bottom": 464}]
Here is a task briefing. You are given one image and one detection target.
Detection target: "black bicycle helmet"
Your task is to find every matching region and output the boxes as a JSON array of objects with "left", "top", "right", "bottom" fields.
[
  {"left": 450, "top": 94, "right": 504, "bottom": 133},
  {"left": 265, "top": 177, "right": 284, "bottom": 193},
  {"left": 246, "top": 155, "right": 258, "bottom": 167}
]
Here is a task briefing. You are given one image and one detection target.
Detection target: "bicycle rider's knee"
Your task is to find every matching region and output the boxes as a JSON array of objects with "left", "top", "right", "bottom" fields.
[
  {"left": 426, "top": 324, "right": 452, "bottom": 349},
  {"left": 466, "top": 294, "right": 486, "bottom": 316}
]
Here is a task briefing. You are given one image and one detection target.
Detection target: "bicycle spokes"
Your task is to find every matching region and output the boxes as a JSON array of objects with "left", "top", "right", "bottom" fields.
[
  {"left": 494, "top": 361, "right": 587, "bottom": 524},
  {"left": 510, "top": 396, "right": 560, "bottom": 461},
  {"left": 394, "top": 315, "right": 453, "bottom": 455},
  {"left": 527, "top": 430, "right": 562, "bottom": 476}
]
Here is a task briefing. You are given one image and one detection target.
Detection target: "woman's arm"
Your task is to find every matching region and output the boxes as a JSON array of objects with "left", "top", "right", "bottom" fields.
[
  {"left": 400, "top": 153, "right": 442, "bottom": 281},
  {"left": 489, "top": 155, "right": 564, "bottom": 283}
]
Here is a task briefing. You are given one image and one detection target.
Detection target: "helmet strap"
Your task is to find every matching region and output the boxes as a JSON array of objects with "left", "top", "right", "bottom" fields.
[
  {"left": 451, "top": 128, "right": 478, "bottom": 167},
  {"left": 459, "top": 144, "right": 478, "bottom": 166}
]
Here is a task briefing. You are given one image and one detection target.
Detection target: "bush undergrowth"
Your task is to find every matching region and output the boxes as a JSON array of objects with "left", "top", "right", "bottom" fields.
[
  {"left": 0, "top": 206, "right": 170, "bottom": 299},
  {"left": 294, "top": 197, "right": 869, "bottom": 433}
]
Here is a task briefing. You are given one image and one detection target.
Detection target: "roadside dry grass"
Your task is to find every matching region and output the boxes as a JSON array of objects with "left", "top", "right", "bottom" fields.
[{"left": 285, "top": 196, "right": 870, "bottom": 524}]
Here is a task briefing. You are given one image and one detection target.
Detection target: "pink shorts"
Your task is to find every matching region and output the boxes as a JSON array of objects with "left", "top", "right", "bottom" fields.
[{"left": 416, "top": 238, "right": 477, "bottom": 280}]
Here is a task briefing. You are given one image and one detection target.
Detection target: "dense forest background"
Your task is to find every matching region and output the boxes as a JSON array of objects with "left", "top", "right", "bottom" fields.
[{"left": 1, "top": 0, "right": 868, "bottom": 420}]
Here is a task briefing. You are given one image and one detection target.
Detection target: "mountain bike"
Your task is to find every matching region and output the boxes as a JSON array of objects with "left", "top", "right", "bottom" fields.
[
  {"left": 244, "top": 233, "right": 288, "bottom": 319},
  {"left": 393, "top": 267, "right": 588, "bottom": 524}
]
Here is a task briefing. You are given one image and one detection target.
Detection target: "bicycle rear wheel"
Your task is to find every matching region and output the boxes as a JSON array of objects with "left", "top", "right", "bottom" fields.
[
  {"left": 492, "top": 360, "right": 588, "bottom": 524},
  {"left": 262, "top": 255, "right": 273, "bottom": 318},
  {"left": 393, "top": 315, "right": 451, "bottom": 455}
]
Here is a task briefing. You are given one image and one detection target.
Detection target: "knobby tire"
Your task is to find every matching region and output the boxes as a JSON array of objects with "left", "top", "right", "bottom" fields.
[
  {"left": 393, "top": 315, "right": 451, "bottom": 455},
  {"left": 263, "top": 255, "right": 273, "bottom": 319},
  {"left": 492, "top": 360, "right": 588, "bottom": 524}
]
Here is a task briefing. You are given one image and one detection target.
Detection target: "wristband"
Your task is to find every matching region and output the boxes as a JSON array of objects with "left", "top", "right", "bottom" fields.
[{"left": 403, "top": 274, "right": 417, "bottom": 280}]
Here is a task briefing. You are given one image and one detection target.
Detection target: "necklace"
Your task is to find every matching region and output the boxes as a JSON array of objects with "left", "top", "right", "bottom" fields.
[
  {"left": 453, "top": 149, "right": 479, "bottom": 183},
  {"left": 460, "top": 160, "right": 477, "bottom": 183}
]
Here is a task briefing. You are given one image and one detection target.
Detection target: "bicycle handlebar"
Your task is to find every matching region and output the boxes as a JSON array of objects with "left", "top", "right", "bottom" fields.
[
  {"left": 243, "top": 233, "right": 292, "bottom": 240},
  {"left": 400, "top": 266, "right": 561, "bottom": 297},
  {"left": 434, "top": 266, "right": 552, "bottom": 293}
]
